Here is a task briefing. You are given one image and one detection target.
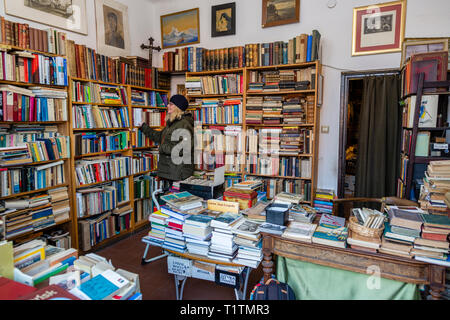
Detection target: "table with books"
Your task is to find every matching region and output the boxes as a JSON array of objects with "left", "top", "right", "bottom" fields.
[{"left": 141, "top": 180, "right": 266, "bottom": 300}]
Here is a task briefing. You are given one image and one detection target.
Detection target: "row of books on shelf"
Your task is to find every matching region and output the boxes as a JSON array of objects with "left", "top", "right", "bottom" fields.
[
  {"left": 185, "top": 74, "right": 244, "bottom": 95},
  {"left": 195, "top": 125, "right": 243, "bottom": 154},
  {"left": 66, "top": 41, "right": 158, "bottom": 88},
  {"left": 0, "top": 135, "right": 70, "bottom": 165},
  {"left": 74, "top": 131, "right": 130, "bottom": 156},
  {"left": 200, "top": 99, "right": 243, "bottom": 125},
  {"left": 162, "top": 30, "right": 321, "bottom": 72},
  {"left": 244, "top": 177, "right": 311, "bottom": 201},
  {"left": 0, "top": 86, "right": 68, "bottom": 122},
  {"left": 0, "top": 125, "right": 61, "bottom": 147},
  {"left": 76, "top": 179, "right": 130, "bottom": 218},
  {"left": 133, "top": 108, "right": 166, "bottom": 127},
  {"left": 72, "top": 105, "right": 130, "bottom": 129},
  {"left": 132, "top": 128, "right": 156, "bottom": 149},
  {"left": 72, "top": 81, "right": 128, "bottom": 105},
  {"left": 78, "top": 203, "right": 133, "bottom": 251},
  {"left": 245, "top": 155, "right": 311, "bottom": 178},
  {"left": 400, "top": 50, "right": 448, "bottom": 97},
  {"left": 0, "top": 238, "right": 142, "bottom": 299},
  {"left": 130, "top": 89, "right": 168, "bottom": 107},
  {"left": 1, "top": 186, "right": 70, "bottom": 239},
  {"left": 247, "top": 127, "right": 313, "bottom": 155},
  {"left": 132, "top": 151, "right": 158, "bottom": 174},
  {"left": 0, "top": 16, "right": 67, "bottom": 55},
  {"left": 248, "top": 67, "right": 316, "bottom": 92},
  {"left": 0, "top": 160, "right": 65, "bottom": 197},
  {"left": 0, "top": 49, "right": 67, "bottom": 86},
  {"left": 74, "top": 156, "right": 131, "bottom": 187}
]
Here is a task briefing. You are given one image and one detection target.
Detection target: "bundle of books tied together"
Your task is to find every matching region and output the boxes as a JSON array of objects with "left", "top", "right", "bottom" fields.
[{"left": 419, "top": 160, "right": 450, "bottom": 215}]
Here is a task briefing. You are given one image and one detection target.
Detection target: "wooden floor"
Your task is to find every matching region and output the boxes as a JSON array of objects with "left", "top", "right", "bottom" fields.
[{"left": 95, "top": 226, "right": 264, "bottom": 300}]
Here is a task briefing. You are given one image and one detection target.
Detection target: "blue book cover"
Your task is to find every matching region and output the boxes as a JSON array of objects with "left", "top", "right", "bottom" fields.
[
  {"left": 312, "top": 225, "right": 348, "bottom": 243},
  {"left": 79, "top": 274, "right": 120, "bottom": 300},
  {"left": 185, "top": 214, "right": 214, "bottom": 226},
  {"left": 306, "top": 35, "right": 313, "bottom": 62}
]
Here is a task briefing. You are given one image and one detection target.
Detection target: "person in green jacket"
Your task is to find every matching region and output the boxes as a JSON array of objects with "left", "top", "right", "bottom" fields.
[{"left": 139, "top": 94, "right": 194, "bottom": 187}]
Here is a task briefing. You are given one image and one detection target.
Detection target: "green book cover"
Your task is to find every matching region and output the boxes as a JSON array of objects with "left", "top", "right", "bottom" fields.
[
  {"left": 421, "top": 214, "right": 450, "bottom": 227},
  {"left": 415, "top": 132, "right": 430, "bottom": 157}
]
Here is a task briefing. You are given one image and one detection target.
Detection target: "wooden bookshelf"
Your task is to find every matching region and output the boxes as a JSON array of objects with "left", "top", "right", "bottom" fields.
[
  {"left": 186, "top": 61, "right": 321, "bottom": 201},
  {"left": 68, "top": 76, "right": 170, "bottom": 252},
  {"left": 0, "top": 46, "right": 74, "bottom": 245}
]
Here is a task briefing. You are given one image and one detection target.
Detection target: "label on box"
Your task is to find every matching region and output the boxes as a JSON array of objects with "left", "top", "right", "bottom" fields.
[{"left": 167, "top": 256, "right": 192, "bottom": 277}]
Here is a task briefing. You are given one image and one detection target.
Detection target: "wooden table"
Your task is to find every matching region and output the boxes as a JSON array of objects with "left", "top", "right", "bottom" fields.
[{"left": 261, "top": 233, "right": 447, "bottom": 299}]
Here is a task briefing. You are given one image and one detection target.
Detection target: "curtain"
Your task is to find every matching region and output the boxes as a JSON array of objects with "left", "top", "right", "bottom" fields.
[{"left": 355, "top": 74, "right": 401, "bottom": 199}]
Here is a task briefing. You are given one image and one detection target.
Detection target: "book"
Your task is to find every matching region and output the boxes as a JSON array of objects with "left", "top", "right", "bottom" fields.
[
  {"left": 281, "top": 221, "right": 317, "bottom": 243},
  {"left": 0, "top": 240, "right": 14, "bottom": 280},
  {"left": 19, "top": 284, "right": 80, "bottom": 300},
  {"left": 79, "top": 269, "right": 129, "bottom": 300},
  {"left": 311, "top": 224, "right": 348, "bottom": 248},
  {"left": 0, "top": 276, "right": 36, "bottom": 300},
  {"left": 388, "top": 208, "right": 424, "bottom": 230},
  {"left": 384, "top": 223, "right": 417, "bottom": 243},
  {"left": 211, "top": 212, "right": 243, "bottom": 230}
]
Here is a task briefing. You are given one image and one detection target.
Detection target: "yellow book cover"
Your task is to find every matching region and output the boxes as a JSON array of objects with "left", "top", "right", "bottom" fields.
[
  {"left": 207, "top": 199, "right": 239, "bottom": 214},
  {"left": 0, "top": 241, "right": 14, "bottom": 280}
]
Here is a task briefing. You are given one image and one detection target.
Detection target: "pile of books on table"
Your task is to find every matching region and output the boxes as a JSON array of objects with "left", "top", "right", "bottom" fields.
[
  {"left": 346, "top": 208, "right": 384, "bottom": 253},
  {"left": 143, "top": 210, "right": 169, "bottom": 247},
  {"left": 311, "top": 214, "right": 348, "bottom": 248},
  {"left": 419, "top": 160, "right": 450, "bottom": 215},
  {"left": 288, "top": 204, "right": 316, "bottom": 223},
  {"left": 207, "top": 212, "right": 242, "bottom": 262},
  {"left": 313, "top": 189, "right": 335, "bottom": 214},
  {"left": 183, "top": 214, "right": 214, "bottom": 256},
  {"left": 231, "top": 218, "right": 263, "bottom": 268},
  {"left": 413, "top": 214, "right": 450, "bottom": 266},
  {"left": 281, "top": 221, "right": 317, "bottom": 243},
  {"left": 379, "top": 206, "right": 425, "bottom": 259}
]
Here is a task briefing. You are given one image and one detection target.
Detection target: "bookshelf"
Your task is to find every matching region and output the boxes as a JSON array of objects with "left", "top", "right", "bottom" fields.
[
  {"left": 0, "top": 45, "right": 73, "bottom": 244},
  {"left": 68, "top": 77, "right": 170, "bottom": 252},
  {"left": 186, "top": 61, "right": 322, "bottom": 203}
]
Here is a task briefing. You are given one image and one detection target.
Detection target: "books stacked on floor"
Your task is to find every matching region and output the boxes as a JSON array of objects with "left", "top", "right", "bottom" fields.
[
  {"left": 346, "top": 208, "right": 384, "bottom": 253},
  {"left": 143, "top": 210, "right": 169, "bottom": 247},
  {"left": 313, "top": 189, "right": 335, "bottom": 214},
  {"left": 379, "top": 206, "right": 425, "bottom": 258},
  {"left": 183, "top": 214, "right": 214, "bottom": 256},
  {"left": 312, "top": 214, "right": 348, "bottom": 248},
  {"left": 207, "top": 212, "right": 242, "bottom": 262},
  {"left": 419, "top": 160, "right": 450, "bottom": 215},
  {"left": 282, "top": 98, "right": 305, "bottom": 125},
  {"left": 281, "top": 221, "right": 317, "bottom": 243},
  {"left": 413, "top": 214, "right": 450, "bottom": 266},
  {"left": 262, "top": 96, "right": 283, "bottom": 124},
  {"left": 288, "top": 204, "right": 316, "bottom": 223},
  {"left": 231, "top": 218, "right": 263, "bottom": 268}
]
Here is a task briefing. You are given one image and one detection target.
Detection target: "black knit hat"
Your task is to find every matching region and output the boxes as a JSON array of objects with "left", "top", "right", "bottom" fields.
[{"left": 170, "top": 94, "right": 189, "bottom": 111}]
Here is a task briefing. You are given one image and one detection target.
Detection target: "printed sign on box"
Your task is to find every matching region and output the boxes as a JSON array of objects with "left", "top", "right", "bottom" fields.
[{"left": 167, "top": 256, "right": 192, "bottom": 277}]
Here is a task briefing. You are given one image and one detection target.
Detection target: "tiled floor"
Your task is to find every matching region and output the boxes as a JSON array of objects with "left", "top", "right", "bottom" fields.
[{"left": 95, "top": 227, "right": 264, "bottom": 300}]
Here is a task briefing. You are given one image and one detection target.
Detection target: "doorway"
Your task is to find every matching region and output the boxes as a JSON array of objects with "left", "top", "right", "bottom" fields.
[{"left": 338, "top": 69, "right": 400, "bottom": 199}]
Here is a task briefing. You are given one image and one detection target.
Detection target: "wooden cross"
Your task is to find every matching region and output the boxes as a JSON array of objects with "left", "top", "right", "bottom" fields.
[{"left": 140, "top": 37, "right": 161, "bottom": 68}]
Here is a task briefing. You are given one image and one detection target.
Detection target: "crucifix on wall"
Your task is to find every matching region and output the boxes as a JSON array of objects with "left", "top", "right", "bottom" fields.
[{"left": 140, "top": 37, "right": 161, "bottom": 68}]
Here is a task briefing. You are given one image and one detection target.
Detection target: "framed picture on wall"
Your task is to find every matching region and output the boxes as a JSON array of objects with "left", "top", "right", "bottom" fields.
[
  {"left": 161, "top": 8, "right": 200, "bottom": 49},
  {"left": 4, "top": 0, "right": 88, "bottom": 35},
  {"left": 94, "top": 0, "right": 131, "bottom": 57},
  {"left": 262, "top": 0, "right": 300, "bottom": 28},
  {"left": 352, "top": 0, "right": 406, "bottom": 56},
  {"left": 401, "top": 38, "right": 449, "bottom": 66},
  {"left": 211, "top": 2, "right": 236, "bottom": 37}
]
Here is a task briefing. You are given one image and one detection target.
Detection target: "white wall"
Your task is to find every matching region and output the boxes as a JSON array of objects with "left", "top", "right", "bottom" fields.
[
  {"left": 149, "top": 0, "right": 450, "bottom": 192},
  {"left": 0, "top": 0, "right": 154, "bottom": 58}
]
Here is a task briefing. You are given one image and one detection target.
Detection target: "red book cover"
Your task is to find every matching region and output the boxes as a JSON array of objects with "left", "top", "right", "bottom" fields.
[
  {"left": 421, "top": 232, "right": 449, "bottom": 242},
  {"left": 160, "top": 111, "right": 166, "bottom": 126},
  {"left": 167, "top": 222, "right": 183, "bottom": 231},
  {"left": 0, "top": 277, "right": 37, "bottom": 300},
  {"left": 29, "top": 96, "right": 35, "bottom": 121},
  {"left": 12, "top": 93, "right": 18, "bottom": 121},
  {"left": 23, "top": 57, "right": 29, "bottom": 83},
  {"left": 31, "top": 54, "right": 39, "bottom": 83},
  {"left": 93, "top": 163, "right": 101, "bottom": 182},
  {"left": 19, "top": 284, "right": 80, "bottom": 300}
]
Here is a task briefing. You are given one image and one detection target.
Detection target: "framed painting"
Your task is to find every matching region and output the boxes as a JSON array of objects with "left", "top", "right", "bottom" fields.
[
  {"left": 4, "top": 0, "right": 88, "bottom": 35},
  {"left": 211, "top": 2, "right": 236, "bottom": 37},
  {"left": 401, "top": 38, "right": 449, "bottom": 66},
  {"left": 95, "top": 0, "right": 131, "bottom": 57},
  {"left": 161, "top": 8, "right": 200, "bottom": 49},
  {"left": 352, "top": 0, "right": 406, "bottom": 56},
  {"left": 262, "top": 0, "right": 300, "bottom": 28}
]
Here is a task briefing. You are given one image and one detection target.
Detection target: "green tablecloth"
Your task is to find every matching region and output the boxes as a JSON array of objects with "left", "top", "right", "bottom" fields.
[{"left": 276, "top": 256, "right": 421, "bottom": 300}]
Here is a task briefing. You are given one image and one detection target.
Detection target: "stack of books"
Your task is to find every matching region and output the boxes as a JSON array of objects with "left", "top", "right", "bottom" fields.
[
  {"left": 279, "top": 127, "right": 302, "bottom": 155},
  {"left": 259, "top": 222, "right": 287, "bottom": 235},
  {"left": 288, "top": 204, "right": 316, "bottom": 223},
  {"left": 207, "top": 212, "right": 242, "bottom": 262},
  {"left": 231, "top": 218, "right": 263, "bottom": 268},
  {"left": 0, "top": 145, "right": 32, "bottom": 166},
  {"left": 379, "top": 206, "right": 425, "bottom": 258},
  {"left": 259, "top": 128, "right": 281, "bottom": 155},
  {"left": 262, "top": 71, "right": 280, "bottom": 92},
  {"left": 273, "top": 191, "right": 303, "bottom": 205},
  {"left": 248, "top": 82, "right": 263, "bottom": 92},
  {"left": 185, "top": 77, "right": 202, "bottom": 95},
  {"left": 161, "top": 205, "right": 188, "bottom": 253},
  {"left": 262, "top": 96, "right": 283, "bottom": 124},
  {"left": 413, "top": 214, "right": 450, "bottom": 264},
  {"left": 279, "top": 70, "right": 296, "bottom": 90},
  {"left": 311, "top": 214, "right": 348, "bottom": 248},
  {"left": 313, "top": 189, "right": 335, "bottom": 214},
  {"left": 419, "top": 160, "right": 450, "bottom": 215},
  {"left": 243, "top": 200, "right": 270, "bottom": 222},
  {"left": 183, "top": 214, "right": 214, "bottom": 256},
  {"left": 245, "top": 97, "right": 263, "bottom": 124},
  {"left": 144, "top": 210, "right": 169, "bottom": 247},
  {"left": 282, "top": 98, "right": 305, "bottom": 125},
  {"left": 223, "top": 187, "right": 258, "bottom": 210},
  {"left": 281, "top": 221, "right": 317, "bottom": 243},
  {"left": 48, "top": 187, "right": 70, "bottom": 224}
]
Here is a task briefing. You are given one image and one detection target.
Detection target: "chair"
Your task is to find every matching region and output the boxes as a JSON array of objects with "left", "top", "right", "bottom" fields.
[{"left": 332, "top": 196, "right": 419, "bottom": 219}]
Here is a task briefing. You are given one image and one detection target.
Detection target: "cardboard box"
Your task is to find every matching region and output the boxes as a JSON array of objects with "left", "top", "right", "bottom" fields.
[
  {"left": 167, "top": 256, "right": 192, "bottom": 277},
  {"left": 191, "top": 261, "right": 215, "bottom": 282}
]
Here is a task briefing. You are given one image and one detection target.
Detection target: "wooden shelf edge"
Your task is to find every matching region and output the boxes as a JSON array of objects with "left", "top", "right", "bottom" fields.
[{"left": 0, "top": 183, "right": 69, "bottom": 201}]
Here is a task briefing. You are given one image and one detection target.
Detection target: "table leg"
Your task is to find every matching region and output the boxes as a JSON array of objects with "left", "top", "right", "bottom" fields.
[
  {"left": 429, "top": 265, "right": 446, "bottom": 300},
  {"left": 174, "top": 274, "right": 187, "bottom": 300},
  {"left": 234, "top": 267, "right": 252, "bottom": 300},
  {"left": 262, "top": 249, "right": 274, "bottom": 283}
]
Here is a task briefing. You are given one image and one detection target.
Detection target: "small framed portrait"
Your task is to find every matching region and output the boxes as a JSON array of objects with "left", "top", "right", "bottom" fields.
[
  {"left": 262, "top": 0, "right": 300, "bottom": 28},
  {"left": 352, "top": 0, "right": 406, "bottom": 56},
  {"left": 161, "top": 8, "right": 200, "bottom": 49},
  {"left": 211, "top": 2, "right": 236, "bottom": 37},
  {"left": 401, "top": 38, "right": 449, "bottom": 66}
]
